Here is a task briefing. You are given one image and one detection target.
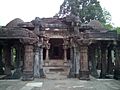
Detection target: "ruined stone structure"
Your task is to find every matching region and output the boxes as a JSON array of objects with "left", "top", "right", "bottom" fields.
[{"left": 0, "top": 15, "right": 120, "bottom": 80}]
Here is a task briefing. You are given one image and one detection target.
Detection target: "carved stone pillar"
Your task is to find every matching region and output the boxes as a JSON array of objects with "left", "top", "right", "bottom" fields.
[
  {"left": 44, "top": 42, "right": 50, "bottom": 66},
  {"left": 44, "top": 37, "right": 50, "bottom": 65},
  {"left": 78, "top": 40, "right": 90, "bottom": 80},
  {"left": 100, "top": 42, "right": 108, "bottom": 78},
  {"left": 63, "top": 38, "right": 69, "bottom": 64},
  {"left": 107, "top": 46, "right": 114, "bottom": 75},
  {"left": 68, "top": 47, "right": 74, "bottom": 78},
  {"left": 45, "top": 46, "right": 49, "bottom": 61},
  {"left": 75, "top": 47, "right": 80, "bottom": 78},
  {"left": 63, "top": 45, "right": 67, "bottom": 63},
  {"left": 39, "top": 45, "right": 46, "bottom": 78},
  {"left": 96, "top": 46, "right": 101, "bottom": 70},
  {"left": 22, "top": 45, "right": 34, "bottom": 81},
  {"left": 3, "top": 45, "right": 12, "bottom": 76},
  {"left": 79, "top": 45, "right": 89, "bottom": 80},
  {"left": 89, "top": 44, "right": 98, "bottom": 78},
  {"left": 0, "top": 47, "right": 4, "bottom": 75},
  {"left": 69, "top": 46, "right": 78, "bottom": 78},
  {"left": 34, "top": 46, "right": 40, "bottom": 78},
  {"left": 34, "top": 42, "right": 45, "bottom": 78},
  {"left": 114, "top": 43, "right": 120, "bottom": 80}
]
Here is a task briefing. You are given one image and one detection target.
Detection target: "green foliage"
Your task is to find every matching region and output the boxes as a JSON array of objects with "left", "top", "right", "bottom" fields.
[
  {"left": 102, "top": 8, "right": 111, "bottom": 24},
  {"left": 115, "top": 27, "right": 120, "bottom": 34},
  {"left": 104, "top": 24, "right": 113, "bottom": 30},
  {"left": 57, "top": 0, "right": 111, "bottom": 24}
]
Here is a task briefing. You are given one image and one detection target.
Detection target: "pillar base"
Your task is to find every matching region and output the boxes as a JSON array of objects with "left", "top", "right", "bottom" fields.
[
  {"left": 91, "top": 71, "right": 99, "bottom": 78},
  {"left": 4, "top": 67, "right": 12, "bottom": 76},
  {"left": 12, "top": 69, "right": 22, "bottom": 79},
  {"left": 44, "top": 61, "right": 49, "bottom": 66},
  {"left": 0, "top": 67, "right": 4, "bottom": 75},
  {"left": 22, "top": 71, "right": 34, "bottom": 81},
  {"left": 99, "top": 73, "right": 106, "bottom": 79},
  {"left": 79, "top": 71, "right": 90, "bottom": 80},
  {"left": 64, "top": 61, "right": 68, "bottom": 66},
  {"left": 114, "top": 69, "right": 120, "bottom": 80},
  {"left": 68, "top": 68, "right": 75, "bottom": 78},
  {"left": 40, "top": 69, "right": 46, "bottom": 78}
]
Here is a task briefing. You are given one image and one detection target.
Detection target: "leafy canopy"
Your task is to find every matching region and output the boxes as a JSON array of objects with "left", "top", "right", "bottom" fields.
[{"left": 57, "top": 0, "right": 111, "bottom": 24}]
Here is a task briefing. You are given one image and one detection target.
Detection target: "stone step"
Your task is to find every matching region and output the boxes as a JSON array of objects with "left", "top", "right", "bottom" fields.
[{"left": 43, "top": 66, "right": 70, "bottom": 75}]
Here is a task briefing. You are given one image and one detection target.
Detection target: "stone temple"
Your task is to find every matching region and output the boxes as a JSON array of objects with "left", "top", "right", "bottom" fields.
[{"left": 0, "top": 15, "right": 120, "bottom": 81}]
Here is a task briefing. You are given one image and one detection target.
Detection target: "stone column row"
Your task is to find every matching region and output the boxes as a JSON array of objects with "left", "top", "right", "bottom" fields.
[
  {"left": 68, "top": 39, "right": 90, "bottom": 80},
  {"left": 0, "top": 44, "right": 24, "bottom": 79},
  {"left": 89, "top": 42, "right": 114, "bottom": 78}
]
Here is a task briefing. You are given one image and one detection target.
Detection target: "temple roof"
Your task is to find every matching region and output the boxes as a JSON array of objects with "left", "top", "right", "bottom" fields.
[
  {"left": 6, "top": 18, "right": 24, "bottom": 28},
  {"left": 88, "top": 20, "right": 105, "bottom": 30},
  {"left": 32, "top": 17, "right": 68, "bottom": 29}
]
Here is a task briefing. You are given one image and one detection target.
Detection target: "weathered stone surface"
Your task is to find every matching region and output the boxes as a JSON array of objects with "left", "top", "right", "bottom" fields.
[
  {"left": 100, "top": 42, "right": 108, "bottom": 78},
  {"left": 78, "top": 41, "right": 90, "bottom": 80},
  {"left": 114, "top": 44, "right": 120, "bottom": 80},
  {"left": 88, "top": 44, "right": 98, "bottom": 78},
  {"left": 22, "top": 45, "right": 34, "bottom": 81},
  {"left": 0, "top": 16, "right": 119, "bottom": 81}
]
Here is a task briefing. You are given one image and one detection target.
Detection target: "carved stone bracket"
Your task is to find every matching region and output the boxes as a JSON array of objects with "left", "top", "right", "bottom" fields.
[
  {"left": 63, "top": 37, "right": 70, "bottom": 48},
  {"left": 77, "top": 39, "right": 92, "bottom": 47},
  {"left": 69, "top": 36, "right": 77, "bottom": 48},
  {"left": 43, "top": 37, "right": 50, "bottom": 48}
]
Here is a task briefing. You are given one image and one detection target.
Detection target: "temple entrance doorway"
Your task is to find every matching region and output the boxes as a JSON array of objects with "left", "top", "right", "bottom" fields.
[
  {"left": 43, "top": 38, "right": 70, "bottom": 79},
  {"left": 49, "top": 38, "right": 64, "bottom": 60}
]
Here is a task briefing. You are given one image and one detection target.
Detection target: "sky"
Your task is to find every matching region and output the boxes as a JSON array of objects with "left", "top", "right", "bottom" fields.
[{"left": 0, "top": 0, "right": 119, "bottom": 27}]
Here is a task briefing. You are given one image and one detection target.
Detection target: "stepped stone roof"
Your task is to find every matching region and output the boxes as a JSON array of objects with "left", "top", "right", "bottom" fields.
[
  {"left": 6, "top": 18, "right": 24, "bottom": 28},
  {"left": 88, "top": 20, "right": 104, "bottom": 30}
]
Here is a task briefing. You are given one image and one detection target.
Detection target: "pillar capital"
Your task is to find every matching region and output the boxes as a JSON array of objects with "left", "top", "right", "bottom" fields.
[
  {"left": 63, "top": 44, "right": 68, "bottom": 50},
  {"left": 43, "top": 37, "right": 50, "bottom": 42},
  {"left": 77, "top": 39, "right": 92, "bottom": 47},
  {"left": 45, "top": 43, "right": 50, "bottom": 49}
]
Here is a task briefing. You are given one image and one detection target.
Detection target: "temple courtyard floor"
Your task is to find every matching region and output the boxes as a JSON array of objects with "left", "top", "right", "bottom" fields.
[{"left": 0, "top": 75, "right": 120, "bottom": 90}]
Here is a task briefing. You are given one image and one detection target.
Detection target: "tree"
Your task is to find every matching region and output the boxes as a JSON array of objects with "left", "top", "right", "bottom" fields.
[
  {"left": 104, "top": 24, "right": 113, "bottom": 30},
  {"left": 57, "top": 0, "right": 111, "bottom": 24},
  {"left": 115, "top": 27, "right": 120, "bottom": 34},
  {"left": 102, "top": 8, "right": 111, "bottom": 24}
]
